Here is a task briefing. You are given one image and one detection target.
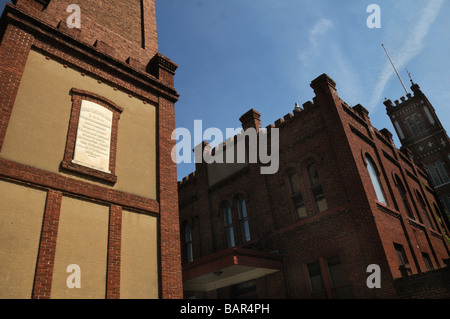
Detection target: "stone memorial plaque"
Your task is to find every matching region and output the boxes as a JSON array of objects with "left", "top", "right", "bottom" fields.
[{"left": 73, "top": 100, "right": 113, "bottom": 173}]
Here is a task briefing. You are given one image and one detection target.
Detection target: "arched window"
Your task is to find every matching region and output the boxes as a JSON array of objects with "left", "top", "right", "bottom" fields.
[
  {"left": 365, "top": 155, "right": 386, "bottom": 205},
  {"left": 184, "top": 223, "right": 193, "bottom": 263},
  {"left": 287, "top": 172, "right": 306, "bottom": 219},
  {"left": 395, "top": 175, "right": 415, "bottom": 219},
  {"left": 416, "top": 191, "right": 434, "bottom": 230},
  {"left": 237, "top": 196, "right": 251, "bottom": 242},
  {"left": 306, "top": 163, "right": 328, "bottom": 213},
  {"left": 223, "top": 202, "right": 235, "bottom": 248}
]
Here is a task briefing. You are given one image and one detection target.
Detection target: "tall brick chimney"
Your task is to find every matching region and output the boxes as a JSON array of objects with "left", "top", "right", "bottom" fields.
[{"left": 239, "top": 109, "right": 261, "bottom": 131}]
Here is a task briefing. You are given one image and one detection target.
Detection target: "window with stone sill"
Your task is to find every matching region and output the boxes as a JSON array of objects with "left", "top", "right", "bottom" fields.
[
  {"left": 422, "top": 252, "right": 434, "bottom": 271},
  {"left": 287, "top": 172, "right": 307, "bottom": 219},
  {"left": 223, "top": 202, "right": 235, "bottom": 248},
  {"left": 306, "top": 255, "right": 351, "bottom": 299},
  {"left": 61, "top": 88, "right": 123, "bottom": 184},
  {"left": 236, "top": 195, "right": 251, "bottom": 243},
  {"left": 365, "top": 155, "right": 387, "bottom": 205},
  {"left": 394, "top": 175, "right": 415, "bottom": 220},
  {"left": 306, "top": 162, "right": 328, "bottom": 213},
  {"left": 416, "top": 190, "right": 435, "bottom": 230},
  {"left": 394, "top": 243, "right": 409, "bottom": 268},
  {"left": 184, "top": 222, "right": 194, "bottom": 263}
]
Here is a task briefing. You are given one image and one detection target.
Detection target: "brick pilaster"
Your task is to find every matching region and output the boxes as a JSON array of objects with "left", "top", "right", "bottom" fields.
[
  {"left": 32, "top": 190, "right": 63, "bottom": 299},
  {"left": 158, "top": 96, "right": 183, "bottom": 299},
  {"left": 106, "top": 204, "right": 122, "bottom": 299},
  {"left": 0, "top": 22, "right": 33, "bottom": 151}
]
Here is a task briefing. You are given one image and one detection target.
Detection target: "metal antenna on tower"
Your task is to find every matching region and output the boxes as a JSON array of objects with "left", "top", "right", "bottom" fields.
[{"left": 381, "top": 44, "right": 409, "bottom": 95}]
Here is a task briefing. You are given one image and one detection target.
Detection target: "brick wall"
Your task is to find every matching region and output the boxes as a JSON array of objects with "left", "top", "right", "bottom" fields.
[{"left": 12, "top": 0, "right": 158, "bottom": 67}]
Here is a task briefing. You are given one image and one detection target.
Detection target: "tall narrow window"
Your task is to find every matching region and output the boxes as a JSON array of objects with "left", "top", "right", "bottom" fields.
[
  {"left": 423, "top": 106, "right": 435, "bottom": 125},
  {"left": 436, "top": 161, "right": 450, "bottom": 184},
  {"left": 307, "top": 261, "right": 327, "bottom": 299},
  {"left": 184, "top": 223, "right": 193, "bottom": 263},
  {"left": 394, "top": 243, "right": 408, "bottom": 266},
  {"left": 440, "top": 195, "right": 450, "bottom": 212},
  {"left": 416, "top": 191, "right": 434, "bottom": 229},
  {"left": 407, "top": 117, "right": 418, "bottom": 136},
  {"left": 427, "top": 164, "right": 442, "bottom": 187},
  {"left": 306, "top": 163, "right": 328, "bottom": 213},
  {"left": 395, "top": 176, "right": 415, "bottom": 219},
  {"left": 365, "top": 155, "right": 387, "bottom": 205},
  {"left": 223, "top": 203, "right": 235, "bottom": 248},
  {"left": 326, "top": 256, "right": 352, "bottom": 299},
  {"left": 406, "top": 114, "right": 425, "bottom": 136},
  {"left": 426, "top": 162, "right": 449, "bottom": 187},
  {"left": 414, "top": 114, "right": 425, "bottom": 133},
  {"left": 287, "top": 172, "right": 306, "bottom": 219},
  {"left": 237, "top": 196, "right": 251, "bottom": 242},
  {"left": 307, "top": 256, "right": 351, "bottom": 299},
  {"left": 432, "top": 202, "right": 449, "bottom": 222},
  {"left": 422, "top": 252, "right": 434, "bottom": 271}
]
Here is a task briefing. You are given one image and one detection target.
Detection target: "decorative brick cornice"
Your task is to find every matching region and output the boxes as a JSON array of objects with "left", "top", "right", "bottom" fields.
[
  {"left": 154, "top": 53, "right": 178, "bottom": 74},
  {"left": 376, "top": 202, "right": 401, "bottom": 219},
  {"left": 2, "top": 5, "right": 179, "bottom": 103}
]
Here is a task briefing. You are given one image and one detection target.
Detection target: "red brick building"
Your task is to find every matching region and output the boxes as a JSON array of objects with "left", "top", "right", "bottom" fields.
[
  {"left": 178, "top": 74, "right": 450, "bottom": 299},
  {"left": 0, "top": 0, "right": 181, "bottom": 298}
]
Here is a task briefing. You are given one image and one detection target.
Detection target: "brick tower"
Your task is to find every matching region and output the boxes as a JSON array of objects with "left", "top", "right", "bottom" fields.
[
  {"left": 0, "top": 0, "right": 182, "bottom": 298},
  {"left": 384, "top": 81, "right": 450, "bottom": 222}
]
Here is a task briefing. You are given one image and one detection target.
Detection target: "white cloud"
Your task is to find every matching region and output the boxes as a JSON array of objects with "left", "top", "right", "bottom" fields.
[
  {"left": 310, "top": 18, "right": 334, "bottom": 43},
  {"left": 299, "top": 18, "right": 334, "bottom": 65},
  {"left": 368, "top": 0, "right": 444, "bottom": 111}
]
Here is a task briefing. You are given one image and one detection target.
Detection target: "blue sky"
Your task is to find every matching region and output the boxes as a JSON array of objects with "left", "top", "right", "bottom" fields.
[
  {"left": 155, "top": 0, "right": 450, "bottom": 180},
  {"left": 1, "top": 1, "right": 449, "bottom": 180}
]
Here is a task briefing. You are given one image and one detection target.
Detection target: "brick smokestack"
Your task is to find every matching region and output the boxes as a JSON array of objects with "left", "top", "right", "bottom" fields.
[{"left": 239, "top": 109, "right": 261, "bottom": 131}]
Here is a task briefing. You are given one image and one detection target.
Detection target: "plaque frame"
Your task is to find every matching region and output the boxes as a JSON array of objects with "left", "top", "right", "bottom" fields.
[{"left": 61, "top": 88, "right": 123, "bottom": 184}]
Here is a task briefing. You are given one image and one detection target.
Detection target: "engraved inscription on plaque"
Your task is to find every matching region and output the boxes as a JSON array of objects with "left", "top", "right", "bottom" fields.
[{"left": 73, "top": 100, "right": 113, "bottom": 173}]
